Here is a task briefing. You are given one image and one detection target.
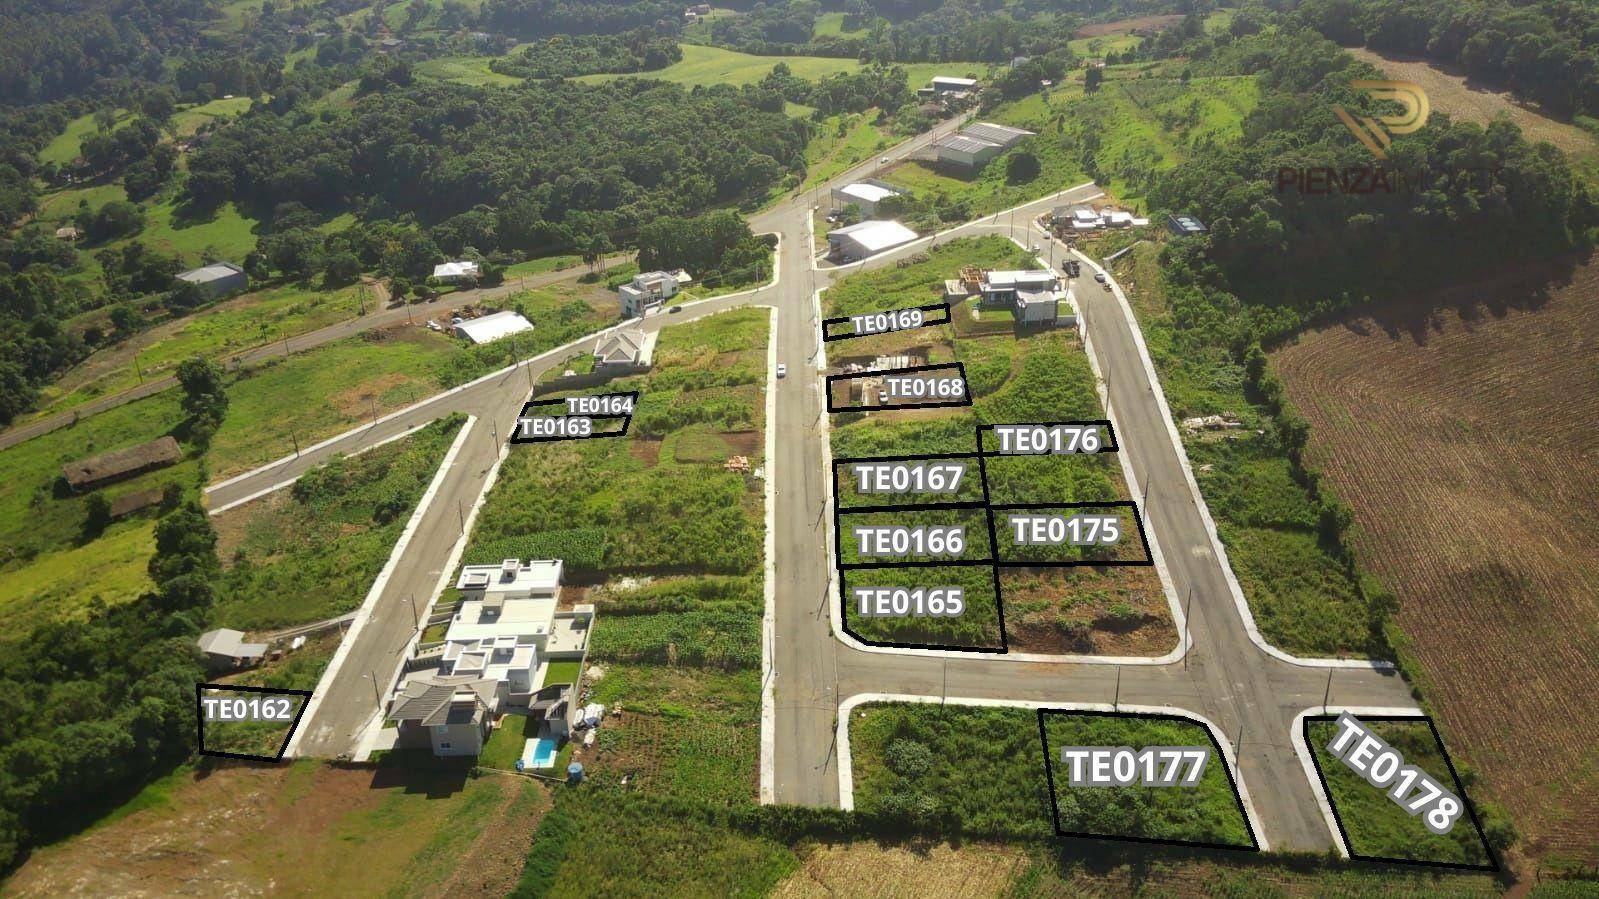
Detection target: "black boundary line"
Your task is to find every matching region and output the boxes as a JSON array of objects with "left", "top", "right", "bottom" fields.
[
  {"left": 196, "top": 682, "right": 314, "bottom": 763},
  {"left": 1301, "top": 713, "right": 1499, "bottom": 872},
  {"left": 832, "top": 454, "right": 984, "bottom": 511},
  {"left": 990, "top": 501, "right": 1154, "bottom": 567},
  {"left": 510, "top": 390, "right": 641, "bottom": 443},
  {"left": 1036, "top": 707, "right": 1261, "bottom": 852},
  {"left": 975, "top": 419, "right": 1121, "bottom": 454},
  {"left": 822, "top": 302, "right": 952, "bottom": 342},
  {"left": 825, "top": 362, "right": 972, "bottom": 413}
]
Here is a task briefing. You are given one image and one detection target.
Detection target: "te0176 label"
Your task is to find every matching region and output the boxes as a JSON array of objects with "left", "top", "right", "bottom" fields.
[
  {"left": 201, "top": 696, "right": 297, "bottom": 722},
  {"left": 850, "top": 462, "right": 966, "bottom": 494},
  {"left": 852, "top": 586, "right": 965, "bottom": 617},
  {"left": 1008, "top": 514, "right": 1120, "bottom": 546},
  {"left": 1325, "top": 713, "right": 1464, "bottom": 835},
  {"left": 993, "top": 424, "right": 1104, "bottom": 454},
  {"left": 851, "top": 308, "right": 925, "bottom": 336},
  {"left": 1060, "top": 746, "right": 1209, "bottom": 787},
  {"left": 852, "top": 525, "right": 965, "bottom": 557}
]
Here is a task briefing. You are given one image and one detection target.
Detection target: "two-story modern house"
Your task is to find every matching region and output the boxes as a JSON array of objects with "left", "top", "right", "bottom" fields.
[{"left": 617, "top": 269, "right": 691, "bottom": 318}]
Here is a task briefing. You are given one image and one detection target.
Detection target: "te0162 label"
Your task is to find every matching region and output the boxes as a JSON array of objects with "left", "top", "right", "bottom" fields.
[
  {"left": 852, "top": 586, "right": 965, "bottom": 617},
  {"left": 201, "top": 696, "right": 297, "bottom": 722},
  {"left": 1325, "top": 713, "right": 1465, "bottom": 835},
  {"left": 1060, "top": 746, "right": 1209, "bottom": 787}
]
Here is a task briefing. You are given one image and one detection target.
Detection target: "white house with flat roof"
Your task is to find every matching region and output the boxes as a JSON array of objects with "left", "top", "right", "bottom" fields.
[
  {"left": 980, "top": 270, "right": 1070, "bottom": 326},
  {"left": 618, "top": 269, "right": 691, "bottom": 318},
  {"left": 924, "top": 75, "right": 979, "bottom": 96},
  {"left": 831, "top": 180, "right": 901, "bottom": 216},
  {"left": 826, "top": 219, "right": 918, "bottom": 262},
  {"left": 391, "top": 559, "right": 593, "bottom": 756}
]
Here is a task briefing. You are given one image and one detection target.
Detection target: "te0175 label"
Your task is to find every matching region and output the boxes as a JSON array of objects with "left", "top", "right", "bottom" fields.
[
  {"left": 852, "top": 586, "right": 965, "bottom": 617},
  {"left": 201, "top": 696, "right": 297, "bottom": 722},
  {"left": 1060, "top": 746, "right": 1209, "bottom": 787},
  {"left": 850, "top": 461, "right": 966, "bottom": 494},
  {"left": 1008, "top": 514, "right": 1120, "bottom": 546},
  {"left": 851, "top": 308, "right": 925, "bottom": 336},
  {"left": 852, "top": 525, "right": 965, "bottom": 557},
  {"left": 993, "top": 424, "right": 1103, "bottom": 454},
  {"left": 1325, "top": 713, "right": 1465, "bottom": 835}
]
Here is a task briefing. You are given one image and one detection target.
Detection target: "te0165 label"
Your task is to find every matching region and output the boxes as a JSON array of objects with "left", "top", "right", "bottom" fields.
[
  {"left": 202, "top": 696, "right": 297, "bottom": 722},
  {"left": 852, "top": 525, "right": 965, "bottom": 557},
  {"left": 1325, "top": 713, "right": 1464, "bottom": 835},
  {"left": 852, "top": 586, "right": 965, "bottom": 617},
  {"left": 1060, "top": 746, "right": 1209, "bottom": 787},
  {"left": 850, "top": 461, "right": 966, "bottom": 494}
]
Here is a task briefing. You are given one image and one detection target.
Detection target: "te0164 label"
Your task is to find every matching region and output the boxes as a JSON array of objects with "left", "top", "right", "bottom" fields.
[
  {"left": 1325, "top": 713, "right": 1465, "bottom": 834},
  {"left": 1060, "top": 746, "right": 1209, "bottom": 787},
  {"left": 852, "top": 586, "right": 965, "bottom": 617},
  {"left": 566, "top": 394, "right": 634, "bottom": 415},
  {"left": 850, "top": 461, "right": 966, "bottom": 494}
]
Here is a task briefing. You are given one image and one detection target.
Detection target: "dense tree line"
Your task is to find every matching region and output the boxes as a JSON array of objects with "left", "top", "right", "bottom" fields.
[
  {"left": 480, "top": 0, "right": 683, "bottom": 38},
  {"left": 488, "top": 29, "right": 684, "bottom": 78},
  {"left": 0, "top": 0, "right": 212, "bottom": 104},
  {"left": 1294, "top": 0, "right": 1599, "bottom": 120},
  {"left": 635, "top": 210, "right": 775, "bottom": 284}
]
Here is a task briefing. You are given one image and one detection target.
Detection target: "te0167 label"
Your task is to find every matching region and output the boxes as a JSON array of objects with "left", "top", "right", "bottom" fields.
[
  {"left": 1325, "top": 713, "right": 1465, "bottom": 835},
  {"left": 852, "top": 586, "right": 965, "bottom": 617},
  {"left": 850, "top": 461, "right": 966, "bottom": 494},
  {"left": 1060, "top": 746, "right": 1209, "bottom": 787}
]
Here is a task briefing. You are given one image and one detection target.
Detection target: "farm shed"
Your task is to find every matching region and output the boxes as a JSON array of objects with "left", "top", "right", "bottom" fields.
[
  {"left": 61, "top": 436, "right": 182, "bottom": 492},
  {"left": 826, "top": 220, "right": 918, "bottom": 262},
  {"left": 453, "top": 310, "right": 533, "bottom": 344},
  {"left": 175, "top": 262, "right": 247, "bottom": 299}
]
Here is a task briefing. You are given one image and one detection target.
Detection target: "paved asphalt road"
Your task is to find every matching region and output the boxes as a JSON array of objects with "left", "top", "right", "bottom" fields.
[
  {"left": 0, "top": 256, "right": 630, "bottom": 453},
  {"left": 209, "top": 111, "right": 1417, "bottom": 852}
]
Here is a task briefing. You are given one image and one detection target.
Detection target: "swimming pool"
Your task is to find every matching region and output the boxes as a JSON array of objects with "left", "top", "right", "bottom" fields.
[{"left": 526, "top": 735, "right": 559, "bottom": 769}]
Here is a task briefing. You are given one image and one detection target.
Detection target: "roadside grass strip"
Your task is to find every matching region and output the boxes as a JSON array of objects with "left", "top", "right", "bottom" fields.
[
  {"left": 1038, "top": 709, "right": 1258, "bottom": 851},
  {"left": 1304, "top": 715, "right": 1497, "bottom": 870}
]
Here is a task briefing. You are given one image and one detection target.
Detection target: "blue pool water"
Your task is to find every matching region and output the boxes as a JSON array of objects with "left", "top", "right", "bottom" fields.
[{"left": 528, "top": 736, "right": 559, "bottom": 768}]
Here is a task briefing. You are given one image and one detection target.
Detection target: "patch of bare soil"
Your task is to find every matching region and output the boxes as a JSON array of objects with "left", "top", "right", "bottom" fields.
[
  {"left": 1348, "top": 47, "right": 1599, "bottom": 158},
  {"left": 328, "top": 370, "right": 411, "bottom": 417},
  {"left": 720, "top": 429, "right": 762, "bottom": 457},
  {"left": 999, "top": 566, "right": 1176, "bottom": 656},
  {"left": 629, "top": 437, "right": 663, "bottom": 465},
  {"left": 212, "top": 488, "right": 291, "bottom": 563},
  {"left": 1074, "top": 14, "right": 1184, "bottom": 37},
  {"left": 773, "top": 842, "right": 1030, "bottom": 899}
]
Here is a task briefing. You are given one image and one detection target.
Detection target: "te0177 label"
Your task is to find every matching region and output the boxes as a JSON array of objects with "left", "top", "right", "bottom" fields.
[
  {"left": 850, "top": 462, "right": 966, "bottom": 494},
  {"left": 852, "top": 525, "right": 965, "bottom": 557},
  {"left": 1060, "top": 746, "right": 1209, "bottom": 787},
  {"left": 852, "top": 586, "right": 965, "bottom": 617},
  {"left": 1325, "top": 713, "right": 1465, "bottom": 835},
  {"left": 201, "top": 696, "right": 297, "bottom": 722}
]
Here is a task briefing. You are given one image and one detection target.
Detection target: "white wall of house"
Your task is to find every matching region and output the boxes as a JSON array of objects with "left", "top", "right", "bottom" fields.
[{"left": 430, "top": 721, "right": 486, "bottom": 756}]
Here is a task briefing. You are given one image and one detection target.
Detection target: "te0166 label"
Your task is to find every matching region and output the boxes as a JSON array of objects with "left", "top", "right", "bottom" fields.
[
  {"left": 851, "top": 308, "right": 925, "bottom": 336},
  {"left": 1325, "top": 713, "right": 1464, "bottom": 835},
  {"left": 852, "top": 525, "right": 965, "bottom": 557},
  {"left": 993, "top": 424, "right": 1104, "bottom": 454},
  {"left": 852, "top": 586, "right": 965, "bottom": 617},
  {"left": 1060, "top": 746, "right": 1209, "bottom": 787},
  {"left": 202, "top": 696, "right": 297, "bottom": 722},
  {"left": 1008, "top": 514, "right": 1120, "bottom": 546},
  {"left": 850, "top": 461, "right": 966, "bottom": 494}
]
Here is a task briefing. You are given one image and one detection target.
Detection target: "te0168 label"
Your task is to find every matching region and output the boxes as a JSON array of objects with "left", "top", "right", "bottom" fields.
[
  {"left": 852, "top": 586, "right": 965, "bottom": 617},
  {"left": 1060, "top": 746, "right": 1209, "bottom": 787},
  {"left": 201, "top": 696, "right": 297, "bottom": 722},
  {"left": 851, "top": 308, "right": 925, "bottom": 336},
  {"left": 850, "top": 461, "right": 966, "bottom": 494},
  {"left": 852, "top": 525, "right": 965, "bottom": 557},
  {"left": 1008, "top": 514, "right": 1120, "bottom": 546},
  {"left": 1325, "top": 713, "right": 1464, "bottom": 835},
  {"left": 882, "top": 376, "right": 966, "bottom": 400}
]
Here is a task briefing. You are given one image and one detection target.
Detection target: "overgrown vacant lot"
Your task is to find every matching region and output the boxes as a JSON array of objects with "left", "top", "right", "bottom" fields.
[
  {"left": 827, "top": 239, "right": 1173, "bottom": 655},
  {"left": 1271, "top": 255, "right": 1599, "bottom": 866}
]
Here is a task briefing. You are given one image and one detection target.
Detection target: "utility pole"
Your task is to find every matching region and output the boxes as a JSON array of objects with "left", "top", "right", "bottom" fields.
[
  {"left": 134, "top": 353, "right": 144, "bottom": 384},
  {"left": 407, "top": 593, "right": 419, "bottom": 629},
  {"left": 457, "top": 500, "right": 465, "bottom": 534},
  {"left": 1113, "top": 666, "right": 1122, "bottom": 710},
  {"left": 368, "top": 670, "right": 382, "bottom": 708},
  {"left": 1323, "top": 669, "right": 1334, "bottom": 715},
  {"left": 1183, "top": 586, "right": 1193, "bottom": 669},
  {"left": 290, "top": 430, "right": 300, "bottom": 457}
]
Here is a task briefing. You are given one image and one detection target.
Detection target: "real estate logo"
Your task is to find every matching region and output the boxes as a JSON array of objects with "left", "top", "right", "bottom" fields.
[{"left": 1334, "top": 80, "right": 1430, "bottom": 159}]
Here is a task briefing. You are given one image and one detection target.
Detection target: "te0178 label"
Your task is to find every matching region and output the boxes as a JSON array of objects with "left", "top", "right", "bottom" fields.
[
  {"left": 850, "top": 461, "right": 966, "bottom": 494},
  {"left": 852, "top": 586, "right": 965, "bottom": 617},
  {"left": 1325, "top": 713, "right": 1465, "bottom": 835},
  {"left": 993, "top": 424, "right": 1103, "bottom": 454},
  {"left": 1060, "top": 746, "right": 1209, "bottom": 787},
  {"left": 852, "top": 525, "right": 965, "bottom": 557},
  {"left": 851, "top": 308, "right": 925, "bottom": 336},
  {"left": 1008, "top": 514, "right": 1120, "bottom": 546},
  {"left": 201, "top": 696, "right": 297, "bottom": 722}
]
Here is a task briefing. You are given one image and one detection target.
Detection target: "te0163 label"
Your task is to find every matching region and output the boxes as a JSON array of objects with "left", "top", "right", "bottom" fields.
[
  {"left": 1325, "top": 713, "right": 1465, "bottom": 835},
  {"left": 852, "top": 586, "right": 965, "bottom": 617},
  {"left": 517, "top": 416, "right": 593, "bottom": 438},
  {"left": 1060, "top": 746, "right": 1209, "bottom": 787}
]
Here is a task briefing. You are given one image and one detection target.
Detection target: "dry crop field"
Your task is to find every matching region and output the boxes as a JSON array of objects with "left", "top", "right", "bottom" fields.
[{"left": 1270, "top": 254, "right": 1599, "bottom": 866}]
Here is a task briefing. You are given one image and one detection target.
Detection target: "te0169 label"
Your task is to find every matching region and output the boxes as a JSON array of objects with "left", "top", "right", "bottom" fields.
[
  {"left": 850, "top": 461, "right": 966, "bottom": 494},
  {"left": 201, "top": 696, "right": 297, "bottom": 722},
  {"left": 1060, "top": 746, "right": 1209, "bottom": 787},
  {"left": 852, "top": 525, "right": 965, "bottom": 557},
  {"left": 852, "top": 586, "right": 965, "bottom": 617},
  {"left": 851, "top": 308, "right": 925, "bottom": 336},
  {"left": 1325, "top": 713, "right": 1465, "bottom": 835}
]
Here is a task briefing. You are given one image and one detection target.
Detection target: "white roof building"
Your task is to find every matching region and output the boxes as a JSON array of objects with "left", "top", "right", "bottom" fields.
[
  {"left": 832, "top": 180, "right": 902, "bottom": 216},
  {"left": 453, "top": 310, "right": 533, "bottom": 344},
  {"left": 433, "top": 260, "right": 481, "bottom": 282},
  {"left": 930, "top": 76, "right": 979, "bottom": 91},
  {"left": 618, "top": 269, "right": 691, "bottom": 318},
  {"left": 826, "top": 220, "right": 918, "bottom": 261}
]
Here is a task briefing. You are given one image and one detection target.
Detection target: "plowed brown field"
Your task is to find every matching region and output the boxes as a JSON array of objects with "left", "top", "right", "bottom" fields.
[{"left": 1271, "top": 255, "right": 1599, "bottom": 866}]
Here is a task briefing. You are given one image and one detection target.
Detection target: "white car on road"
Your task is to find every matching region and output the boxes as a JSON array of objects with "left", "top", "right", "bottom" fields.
[{"left": 776, "top": 363, "right": 787, "bottom": 378}]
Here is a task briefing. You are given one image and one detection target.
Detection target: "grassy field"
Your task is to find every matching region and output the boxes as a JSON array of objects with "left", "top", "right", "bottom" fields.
[
  {"left": 38, "top": 109, "right": 132, "bottom": 165},
  {"left": 825, "top": 238, "right": 1174, "bottom": 654},
  {"left": 1307, "top": 718, "right": 1493, "bottom": 866},
  {"left": 1271, "top": 254, "right": 1599, "bottom": 865},
  {"left": 33, "top": 282, "right": 366, "bottom": 418},
  {"left": 31, "top": 181, "right": 128, "bottom": 224},
  {"left": 794, "top": 109, "right": 897, "bottom": 195},
  {"left": 415, "top": 55, "right": 525, "bottom": 87},
  {"left": 576, "top": 43, "right": 862, "bottom": 87},
  {"left": 211, "top": 416, "right": 463, "bottom": 629},
  {"left": 129, "top": 196, "right": 260, "bottom": 266},
  {"left": 170, "top": 96, "right": 254, "bottom": 138}
]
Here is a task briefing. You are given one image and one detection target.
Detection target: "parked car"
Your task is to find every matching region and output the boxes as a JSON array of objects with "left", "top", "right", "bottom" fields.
[
  {"left": 776, "top": 363, "right": 787, "bottom": 378},
  {"left": 880, "top": 157, "right": 890, "bottom": 165},
  {"left": 1093, "top": 272, "right": 1107, "bottom": 283},
  {"left": 668, "top": 305, "right": 682, "bottom": 313}
]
